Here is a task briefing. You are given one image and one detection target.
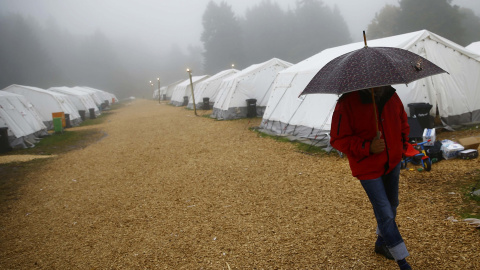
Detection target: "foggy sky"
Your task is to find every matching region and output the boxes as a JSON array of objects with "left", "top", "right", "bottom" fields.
[{"left": 2, "top": 0, "right": 479, "bottom": 55}]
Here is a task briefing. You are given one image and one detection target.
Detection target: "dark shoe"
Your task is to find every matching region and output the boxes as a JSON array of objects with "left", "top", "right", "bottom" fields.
[
  {"left": 397, "top": 258, "right": 412, "bottom": 269},
  {"left": 375, "top": 244, "right": 394, "bottom": 260}
]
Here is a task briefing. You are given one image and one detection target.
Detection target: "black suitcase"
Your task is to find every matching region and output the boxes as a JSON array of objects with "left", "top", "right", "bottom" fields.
[{"left": 458, "top": 149, "right": 478, "bottom": 160}]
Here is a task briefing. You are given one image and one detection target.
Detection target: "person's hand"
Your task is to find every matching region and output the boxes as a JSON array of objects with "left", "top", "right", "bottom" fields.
[{"left": 370, "top": 135, "right": 385, "bottom": 154}]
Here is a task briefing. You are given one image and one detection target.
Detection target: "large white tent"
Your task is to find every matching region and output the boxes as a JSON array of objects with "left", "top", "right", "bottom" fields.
[
  {"left": 83, "top": 86, "right": 118, "bottom": 105},
  {"left": 212, "top": 58, "right": 293, "bottom": 120},
  {"left": 73, "top": 86, "right": 105, "bottom": 109},
  {"left": 260, "top": 30, "right": 480, "bottom": 144},
  {"left": 2, "top": 84, "right": 82, "bottom": 129},
  {"left": 0, "top": 91, "right": 48, "bottom": 149},
  {"left": 170, "top": 75, "right": 210, "bottom": 107},
  {"left": 187, "top": 69, "right": 239, "bottom": 110},
  {"left": 160, "top": 79, "right": 185, "bottom": 101},
  {"left": 466, "top": 41, "right": 480, "bottom": 56},
  {"left": 48, "top": 87, "right": 100, "bottom": 118}
]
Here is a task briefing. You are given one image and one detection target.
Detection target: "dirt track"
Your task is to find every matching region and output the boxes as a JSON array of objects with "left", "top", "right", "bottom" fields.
[{"left": 0, "top": 99, "right": 479, "bottom": 269}]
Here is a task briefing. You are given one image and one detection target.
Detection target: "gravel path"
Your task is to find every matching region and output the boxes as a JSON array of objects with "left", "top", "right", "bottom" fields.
[{"left": 1, "top": 99, "right": 479, "bottom": 269}]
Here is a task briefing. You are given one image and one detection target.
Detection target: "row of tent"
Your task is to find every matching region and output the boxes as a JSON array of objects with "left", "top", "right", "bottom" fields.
[
  {"left": 155, "top": 30, "right": 480, "bottom": 145},
  {"left": 155, "top": 57, "right": 294, "bottom": 119},
  {"left": 0, "top": 85, "right": 118, "bottom": 149}
]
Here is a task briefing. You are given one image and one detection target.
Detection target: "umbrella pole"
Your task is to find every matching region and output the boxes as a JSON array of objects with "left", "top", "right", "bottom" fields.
[{"left": 371, "top": 88, "right": 380, "bottom": 138}]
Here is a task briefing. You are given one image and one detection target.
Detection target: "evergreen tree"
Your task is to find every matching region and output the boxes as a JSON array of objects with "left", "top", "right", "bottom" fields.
[
  {"left": 367, "top": 5, "right": 401, "bottom": 39},
  {"left": 241, "top": 0, "right": 290, "bottom": 64},
  {"left": 288, "top": 0, "right": 351, "bottom": 62},
  {"left": 366, "top": 0, "right": 479, "bottom": 45},
  {"left": 397, "top": 0, "right": 464, "bottom": 43},
  {"left": 0, "top": 14, "right": 58, "bottom": 89},
  {"left": 201, "top": 1, "right": 244, "bottom": 73},
  {"left": 74, "top": 30, "right": 133, "bottom": 97}
]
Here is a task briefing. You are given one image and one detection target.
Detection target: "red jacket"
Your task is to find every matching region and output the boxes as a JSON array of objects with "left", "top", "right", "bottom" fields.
[{"left": 330, "top": 87, "right": 410, "bottom": 180}]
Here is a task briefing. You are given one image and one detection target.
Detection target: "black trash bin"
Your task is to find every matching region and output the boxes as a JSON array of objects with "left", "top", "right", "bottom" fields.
[
  {"left": 65, "top": 113, "right": 72, "bottom": 128},
  {"left": 78, "top": 110, "right": 86, "bottom": 121},
  {"left": 0, "top": 127, "right": 12, "bottom": 153},
  {"left": 89, "top": 108, "right": 96, "bottom": 119},
  {"left": 246, "top": 99, "right": 257, "bottom": 118},
  {"left": 162, "top": 94, "right": 166, "bottom": 100},
  {"left": 182, "top": 96, "right": 188, "bottom": 106},
  {"left": 407, "top": 103, "right": 433, "bottom": 129},
  {"left": 203, "top": 97, "right": 210, "bottom": 110}
]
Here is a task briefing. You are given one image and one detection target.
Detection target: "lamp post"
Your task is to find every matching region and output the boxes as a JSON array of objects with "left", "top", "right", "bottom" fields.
[
  {"left": 157, "top": 77, "right": 161, "bottom": 103},
  {"left": 187, "top": 68, "right": 197, "bottom": 116},
  {"left": 149, "top": 80, "right": 154, "bottom": 99},
  {"left": 232, "top": 64, "right": 235, "bottom": 69}
]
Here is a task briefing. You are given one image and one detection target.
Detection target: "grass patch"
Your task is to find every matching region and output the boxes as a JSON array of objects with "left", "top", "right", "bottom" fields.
[
  {"left": 3, "top": 103, "right": 123, "bottom": 157},
  {"left": 16, "top": 129, "right": 106, "bottom": 156},
  {"left": 201, "top": 113, "right": 214, "bottom": 119},
  {"left": 0, "top": 158, "right": 50, "bottom": 203},
  {"left": 5, "top": 109, "right": 114, "bottom": 156},
  {"left": 252, "top": 128, "right": 328, "bottom": 156},
  {"left": 78, "top": 111, "right": 111, "bottom": 127},
  {"left": 458, "top": 170, "right": 480, "bottom": 219}
]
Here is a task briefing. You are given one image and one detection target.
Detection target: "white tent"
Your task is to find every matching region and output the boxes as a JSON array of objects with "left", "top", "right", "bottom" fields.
[
  {"left": 2, "top": 84, "right": 82, "bottom": 129},
  {"left": 466, "top": 41, "right": 480, "bottom": 56},
  {"left": 0, "top": 91, "right": 48, "bottom": 149},
  {"left": 161, "top": 79, "right": 184, "bottom": 101},
  {"left": 260, "top": 30, "right": 480, "bottom": 143},
  {"left": 187, "top": 69, "right": 239, "bottom": 110},
  {"left": 212, "top": 58, "right": 293, "bottom": 120},
  {"left": 82, "top": 86, "right": 118, "bottom": 106},
  {"left": 170, "top": 75, "right": 210, "bottom": 106},
  {"left": 73, "top": 86, "right": 104, "bottom": 109},
  {"left": 48, "top": 87, "right": 100, "bottom": 118}
]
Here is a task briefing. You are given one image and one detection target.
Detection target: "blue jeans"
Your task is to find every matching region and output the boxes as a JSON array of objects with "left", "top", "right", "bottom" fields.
[{"left": 360, "top": 162, "right": 409, "bottom": 260}]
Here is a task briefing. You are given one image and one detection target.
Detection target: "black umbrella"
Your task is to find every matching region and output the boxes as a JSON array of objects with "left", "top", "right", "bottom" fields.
[
  {"left": 300, "top": 32, "right": 448, "bottom": 96},
  {"left": 299, "top": 31, "right": 448, "bottom": 135}
]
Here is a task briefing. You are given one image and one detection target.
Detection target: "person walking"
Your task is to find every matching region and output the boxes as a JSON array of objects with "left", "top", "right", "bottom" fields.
[{"left": 329, "top": 85, "right": 412, "bottom": 270}]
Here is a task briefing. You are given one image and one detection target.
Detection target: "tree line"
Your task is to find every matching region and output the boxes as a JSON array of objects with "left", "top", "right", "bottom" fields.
[
  {"left": 0, "top": 14, "right": 137, "bottom": 98},
  {"left": 0, "top": 14, "right": 203, "bottom": 98},
  {"left": 0, "top": 0, "right": 478, "bottom": 98},
  {"left": 202, "top": 0, "right": 480, "bottom": 75},
  {"left": 201, "top": 0, "right": 352, "bottom": 74},
  {"left": 367, "top": 0, "right": 480, "bottom": 44}
]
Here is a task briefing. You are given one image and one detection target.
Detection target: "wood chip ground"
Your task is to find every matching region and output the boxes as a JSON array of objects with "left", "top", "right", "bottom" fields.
[{"left": 0, "top": 99, "right": 479, "bottom": 269}]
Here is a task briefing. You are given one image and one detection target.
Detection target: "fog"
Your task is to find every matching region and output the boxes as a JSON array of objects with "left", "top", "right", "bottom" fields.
[{"left": 1, "top": 0, "right": 479, "bottom": 98}]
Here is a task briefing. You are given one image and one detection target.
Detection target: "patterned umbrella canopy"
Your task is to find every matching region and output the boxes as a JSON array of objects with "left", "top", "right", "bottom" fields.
[{"left": 300, "top": 46, "right": 448, "bottom": 96}]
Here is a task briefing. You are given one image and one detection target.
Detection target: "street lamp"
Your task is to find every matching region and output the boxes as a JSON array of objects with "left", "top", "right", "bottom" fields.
[
  {"left": 187, "top": 68, "right": 197, "bottom": 116},
  {"left": 232, "top": 64, "right": 235, "bottom": 69},
  {"left": 149, "top": 80, "right": 154, "bottom": 99},
  {"left": 157, "top": 77, "right": 161, "bottom": 103}
]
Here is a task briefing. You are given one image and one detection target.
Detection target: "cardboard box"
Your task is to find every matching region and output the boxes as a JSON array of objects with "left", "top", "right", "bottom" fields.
[
  {"left": 441, "top": 139, "right": 465, "bottom": 160},
  {"left": 422, "top": 128, "right": 435, "bottom": 146},
  {"left": 458, "top": 137, "right": 480, "bottom": 150}
]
